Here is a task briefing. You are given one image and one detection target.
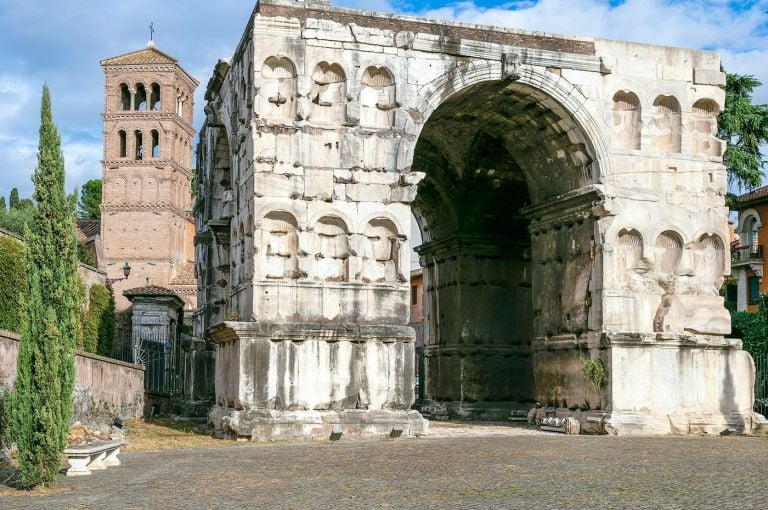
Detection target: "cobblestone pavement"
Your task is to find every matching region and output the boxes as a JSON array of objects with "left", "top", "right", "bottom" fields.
[{"left": 3, "top": 426, "right": 768, "bottom": 509}]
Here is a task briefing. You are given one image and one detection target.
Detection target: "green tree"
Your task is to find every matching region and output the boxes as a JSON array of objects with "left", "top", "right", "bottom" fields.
[
  {"left": 0, "top": 197, "right": 6, "bottom": 211},
  {"left": 9, "top": 188, "right": 19, "bottom": 210},
  {"left": 10, "top": 86, "right": 82, "bottom": 488},
  {"left": 720, "top": 73, "right": 768, "bottom": 198},
  {"left": 0, "top": 205, "right": 35, "bottom": 235},
  {"left": 77, "top": 179, "right": 101, "bottom": 219}
]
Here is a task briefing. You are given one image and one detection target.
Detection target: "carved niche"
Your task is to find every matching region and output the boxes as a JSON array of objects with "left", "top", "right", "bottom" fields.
[
  {"left": 615, "top": 228, "right": 644, "bottom": 288},
  {"left": 360, "top": 66, "right": 396, "bottom": 128},
  {"left": 310, "top": 62, "right": 346, "bottom": 124},
  {"left": 361, "top": 219, "right": 403, "bottom": 283},
  {"left": 611, "top": 91, "right": 641, "bottom": 150},
  {"left": 691, "top": 234, "right": 726, "bottom": 296},
  {"left": 314, "top": 216, "right": 349, "bottom": 282},
  {"left": 262, "top": 211, "right": 299, "bottom": 279},
  {"left": 655, "top": 230, "right": 684, "bottom": 276},
  {"left": 691, "top": 99, "right": 721, "bottom": 157},
  {"left": 650, "top": 95, "right": 682, "bottom": 153},
  {"left": 260, "top": 57, "right": 297, "bottom": 122}
]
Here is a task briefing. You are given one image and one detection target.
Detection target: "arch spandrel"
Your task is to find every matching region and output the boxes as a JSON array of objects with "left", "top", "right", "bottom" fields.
[{"left": 396, "top": 62, "right": 613, "bottom": 189}]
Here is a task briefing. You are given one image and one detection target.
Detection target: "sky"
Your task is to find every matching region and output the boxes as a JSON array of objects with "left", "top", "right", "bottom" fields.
[{"left": 0, "top": 0, "right": 767, "bottom": 203}]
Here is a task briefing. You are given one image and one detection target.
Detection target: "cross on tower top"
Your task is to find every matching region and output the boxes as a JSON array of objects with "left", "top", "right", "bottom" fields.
[{"left": 149, "top": 22, "right": 155, "bottom": 42}]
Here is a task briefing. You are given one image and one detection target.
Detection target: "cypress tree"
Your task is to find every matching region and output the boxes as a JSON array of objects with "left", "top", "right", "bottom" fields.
[
  {"left": 9, "top": 188, "right": 19, "bottom": 210},
  {"left": 11, "top": 85, "right": 81, "bottom": 488},
  {"left": 0, "top": 196, "right": 6, "bottom": 211}
]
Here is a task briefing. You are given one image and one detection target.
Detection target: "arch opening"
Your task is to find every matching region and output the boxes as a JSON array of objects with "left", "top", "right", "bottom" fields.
[
  {"left": 411, "top": 79, "right": 601, "bottom": 416},
  {"left": 119, "top": 83, "right": 131, "bottom": 111},
  {"left": 150, "top": 83, "right": 161, "bottom": 111}
]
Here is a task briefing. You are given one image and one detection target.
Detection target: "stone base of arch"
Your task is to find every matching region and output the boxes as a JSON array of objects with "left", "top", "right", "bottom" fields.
[
  {"left": 528, "top": 332, "right": 767, "bottom": 435},
  {"left": 601, "top": 333, "right": 765, "bottom": 435},
  {"left": 207, "top": 321, "right": 429, "bottom": 441},
  {"left": 413, "top": 331, "right": 765, "bottom": 435}
]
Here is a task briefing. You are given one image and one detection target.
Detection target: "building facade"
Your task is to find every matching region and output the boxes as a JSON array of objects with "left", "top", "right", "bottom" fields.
[
  {"left": 733, "top": 187, "right": 768, "bottom": 312},
  {"left": 195, "top": 0, "right": 762, "bottom": 438},
  {"left": 100, "top": 42, "right": 199, "bottom": 313}
]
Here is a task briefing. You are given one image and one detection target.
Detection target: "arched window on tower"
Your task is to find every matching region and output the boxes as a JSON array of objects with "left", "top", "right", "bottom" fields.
[
  {"left": 135, "top": 130, "right": 143, "bottom": 160},
  {"left": 150, "top": 83, "right": 161, "bottom": 111},
  {"left": 119, "top": 83, "right": 131, "bottom": 111},
  {"left": 118, "top": 130, "right": 127, "bottom": 158},
  {"left": 151, "top": 130, "right": 159, "bottom": 158},
  {"left": 135, "top": 83, "right": 147, "bottom": 111}
]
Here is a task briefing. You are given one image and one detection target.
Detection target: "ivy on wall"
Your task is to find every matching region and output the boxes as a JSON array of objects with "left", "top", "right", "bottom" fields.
[
  {"left": 0, "top": 235, "right": 115, "bottom": 356},
  {"left": 82, "top": 284, "right": 116, "bottom": 356},
  {"left": 0, "top": 236, "right": 28, "bottom": 332}
]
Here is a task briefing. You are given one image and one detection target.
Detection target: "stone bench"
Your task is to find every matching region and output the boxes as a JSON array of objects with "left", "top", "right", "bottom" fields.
[{"left": 63, "top": 440, "right": 125, "bottom": 476}]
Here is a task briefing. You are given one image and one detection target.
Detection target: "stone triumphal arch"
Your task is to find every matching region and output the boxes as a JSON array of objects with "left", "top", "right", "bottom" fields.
[{"left": 195, "top": 0, "right": 764, "bottom": 438}]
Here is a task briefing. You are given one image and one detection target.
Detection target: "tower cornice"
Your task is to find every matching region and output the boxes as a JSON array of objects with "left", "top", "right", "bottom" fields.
[
  {"left": 102, "top": 64, "right": 199, "bottom": 91},
  {"left": 101, "top": 112, "right": 196, "bottom": 137},
  {"left": 102, "top": 159, "right": 194, "bottom": 180},
  {"left": 101, "top": 202, "right": 193, "bottom": 221}
]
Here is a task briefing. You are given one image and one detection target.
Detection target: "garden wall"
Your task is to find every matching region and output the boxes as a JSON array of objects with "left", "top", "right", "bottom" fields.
[{"left": 0, "top": 329, "right": 144, "bottom": 420}]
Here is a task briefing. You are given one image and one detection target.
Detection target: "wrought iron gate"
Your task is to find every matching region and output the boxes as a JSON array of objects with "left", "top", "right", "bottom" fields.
[
  {"left": 114, "top": 321, "right": 180, "bottom": 396},
  {"left": 754, "top": 350, "right": 768, "bottom": 417}
]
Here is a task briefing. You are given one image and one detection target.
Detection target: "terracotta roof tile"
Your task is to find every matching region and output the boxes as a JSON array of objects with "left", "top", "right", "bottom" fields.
[
  {"left": 101, "top": 47, "right": 178, "bottom": 66},
  {"left": 123, "top": 285, "right": 179, "bottom": 297},
  {"left": 737, "top": 185, "right": 768, "bottom": 206},
  {"left": 170, "top": 263, "right": 196, "bottom": 286},
  {"left": 76, "top": 219, "right": 100, "bottom": 243}
]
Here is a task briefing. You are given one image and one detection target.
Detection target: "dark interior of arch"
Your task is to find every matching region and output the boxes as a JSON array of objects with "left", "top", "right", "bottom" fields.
[{"left": 411, "top": 79, "right": 597, "bottom": 415}]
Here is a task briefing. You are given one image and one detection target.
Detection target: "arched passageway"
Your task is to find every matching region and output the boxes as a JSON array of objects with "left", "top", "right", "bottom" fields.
[{"left": 412, "top": 79, "right": 600, "bottom": 418}]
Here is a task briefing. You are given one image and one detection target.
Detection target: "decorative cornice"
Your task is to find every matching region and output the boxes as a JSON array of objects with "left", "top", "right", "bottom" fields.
[
  {"left": 101, "top": 112, "right": 196, "bottom": 136},
  {"left": 102, "top": 159, "right": 193, "bottom": 180},
  {"left": 102, "top": 64, "right": 199, "bottom": 90},
  {"left": 601, "top": 331, "right": 742, "bottom": 350},
  {"left": 416, "top": 234, "right": 528, "bottom": 260},
  {"left": 101, "top": 202, "right": 193, "bottom": 220},
  {"left": 422, "top": 344, "right": 532, "bottom": 357},
  {"left": 521, "top": 185, "right": 606, "bottom": 234},
  {"left": 209, "top": 321, "right": 415, "bottom": 345}
]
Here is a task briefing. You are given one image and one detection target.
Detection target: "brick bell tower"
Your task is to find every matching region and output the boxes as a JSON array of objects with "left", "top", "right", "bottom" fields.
[{"left": 100, "top": 41, "right": 199, "bottom": 313}]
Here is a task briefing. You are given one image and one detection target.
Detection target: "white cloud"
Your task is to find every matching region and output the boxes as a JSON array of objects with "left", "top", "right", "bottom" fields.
[
  {"left": 0, "top": 0, "right": 767, "bottom": 201},
  {"left": 62, "top": 140, "right": 102, "bottom": 194},
  {"left": 0, "top": 76, "right": 34, "bottom": 124}
]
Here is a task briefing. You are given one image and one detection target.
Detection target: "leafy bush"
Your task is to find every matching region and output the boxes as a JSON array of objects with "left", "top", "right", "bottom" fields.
[
  {"left": 0, "top": 207, "right": 34, "bottom": 237},
  {"left": 580, "top": 357, "right": 606, "bottom": 392},
  {"left": 0, "top": 236, "right": 28, "bottom": 332},
  {"left": 730, "top": 305, "right": 768, "bottom": 358},
  {"left": 77, "top": 244, "right": 96, "bottom": 267}
]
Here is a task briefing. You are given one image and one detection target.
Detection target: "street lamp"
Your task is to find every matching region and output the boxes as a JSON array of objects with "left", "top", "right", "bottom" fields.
[{"left": 106, "top": 262, "right": 132, "bottom": 286}]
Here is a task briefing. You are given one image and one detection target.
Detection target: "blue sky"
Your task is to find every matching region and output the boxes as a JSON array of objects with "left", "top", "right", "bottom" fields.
[{"left": 0, "top": 0, "right": 767, "bottom": 201}]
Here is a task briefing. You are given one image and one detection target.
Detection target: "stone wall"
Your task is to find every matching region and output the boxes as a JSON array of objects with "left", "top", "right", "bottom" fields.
[{"left": 0, "top": 330, "right": 144, "bottom": 420}]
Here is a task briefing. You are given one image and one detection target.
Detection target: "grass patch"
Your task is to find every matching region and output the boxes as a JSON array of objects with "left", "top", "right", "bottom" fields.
[{"left": 124, "top": 418, "right": 244, "bottom": 452}]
